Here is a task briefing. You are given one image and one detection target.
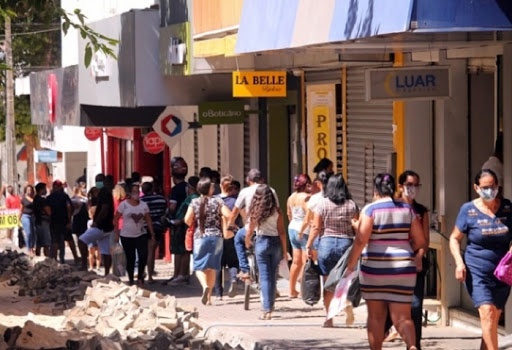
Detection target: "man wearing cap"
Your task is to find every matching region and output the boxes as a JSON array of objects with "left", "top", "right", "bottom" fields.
[
  {"left": 227, "top": 169, "right": 280, "bottom": 280},
  {"left": 46, "top": 180, "right": 73, "bottom": 264}
]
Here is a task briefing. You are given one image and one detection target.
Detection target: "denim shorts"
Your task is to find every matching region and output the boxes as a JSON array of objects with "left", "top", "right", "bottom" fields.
[
  {"left": 288, "top": 229, "right": 307, "bottom": 250},
  {"left": 317, "top": 236, "right": 353, "bottom": 276}
]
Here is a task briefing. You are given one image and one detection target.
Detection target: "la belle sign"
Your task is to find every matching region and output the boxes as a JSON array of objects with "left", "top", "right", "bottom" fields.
[{"left": 232, "top": 71, "right": 287, "bottom": 98}]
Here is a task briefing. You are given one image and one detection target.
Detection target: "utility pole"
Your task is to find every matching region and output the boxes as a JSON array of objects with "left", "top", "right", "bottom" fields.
[{"left": 4, "top": 16, "right": 17, "bottom": 193}]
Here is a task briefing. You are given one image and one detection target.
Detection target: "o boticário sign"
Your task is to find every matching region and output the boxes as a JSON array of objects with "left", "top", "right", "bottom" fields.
[
  {"left": 365, "top": 67, "right": 450, "bottom": 101},
  {"left": 0, "top": 209, "right": 20, "bottom": 229},
  {"left": 232, "top": 71, "right": 287, "bottom": 97},
  {"left": 198, "top": 101, "right": 245, "bottom": 125}
]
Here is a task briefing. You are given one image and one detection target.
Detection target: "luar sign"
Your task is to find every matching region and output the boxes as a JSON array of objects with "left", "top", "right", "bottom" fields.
[
  {"left": 366, "top": 67, "right": 450, "bottom": 101},
  {"left": 232, "top": 71, "right": 287, "bottom": 97}
]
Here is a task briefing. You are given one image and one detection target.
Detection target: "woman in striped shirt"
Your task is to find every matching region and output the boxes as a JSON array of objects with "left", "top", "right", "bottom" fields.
[{"left": 345, "top": 173, "right": 426, "bottom": 350}]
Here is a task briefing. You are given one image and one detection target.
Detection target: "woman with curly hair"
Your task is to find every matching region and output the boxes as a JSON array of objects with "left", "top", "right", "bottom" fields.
[
  {"left": 287, "top": 173, "right": 311, "bottom": 298},
  {"left": 245, "top": 185, "right": 288, "bottom": 320}
]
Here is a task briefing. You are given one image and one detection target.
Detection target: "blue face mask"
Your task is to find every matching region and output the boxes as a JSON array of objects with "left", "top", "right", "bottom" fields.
[{"left": 95, "top": 181, "right": 104, "bottom": 189}]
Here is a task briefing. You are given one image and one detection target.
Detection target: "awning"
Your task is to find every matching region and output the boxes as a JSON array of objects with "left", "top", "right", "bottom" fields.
[{"left": 235, "top": 0, "right": 512, "bottom": 54}]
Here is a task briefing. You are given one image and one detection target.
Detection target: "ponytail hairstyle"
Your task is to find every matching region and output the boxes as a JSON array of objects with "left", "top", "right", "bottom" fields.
[
  {"left": 196, "top": 177, "right": 213, "bottom": 234},
  {"left": 374, "top": 173, "right": 396, "bottom": 198},
  {"left": 220, "top": 174, "right": 234, "bottom": 193},
  {"left": 293, "top": 173, "right": 311, "bottom": 193}
]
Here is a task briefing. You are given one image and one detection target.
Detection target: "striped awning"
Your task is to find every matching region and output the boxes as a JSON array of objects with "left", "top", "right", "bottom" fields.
[{"left": 235, "top": 0, "right": 512, "bottom": 54}]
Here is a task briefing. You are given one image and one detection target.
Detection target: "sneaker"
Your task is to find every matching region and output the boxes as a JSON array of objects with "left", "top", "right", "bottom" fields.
[
  {"left": 228, "top": 280, "right": 237, "bottom": 298},
  {"left": 237, "top": 271, "right": 250, "bottom": 279}
]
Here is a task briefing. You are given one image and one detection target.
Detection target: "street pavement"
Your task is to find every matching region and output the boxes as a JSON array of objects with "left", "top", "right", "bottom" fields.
[
  {"left": 0, "top": 236, "right": 495, "bottom": 350},
  {"left": 147, "top": 259, "right": 485, "bottom": 350}
]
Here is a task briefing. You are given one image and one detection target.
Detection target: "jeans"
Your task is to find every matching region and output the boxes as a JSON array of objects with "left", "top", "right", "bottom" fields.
[
  {"left": 317, "top": 236, "right": 353, "bottom": 276},
  {"left": 121, "top": 234, "right": 149, "bottom": 284},
  {"left": 255, "top": 235, "right": 282, "bottom": 312},
  {"left": 234, "top": 227, "right": 249, "bottom": 273},
  {"left": 21, "top": 214, "right": 35, "bottom": 249}
]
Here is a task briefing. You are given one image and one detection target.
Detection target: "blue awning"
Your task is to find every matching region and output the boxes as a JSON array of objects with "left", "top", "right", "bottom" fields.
[{"left": 235, "top": 0, "right": 512, "bottom": 54}]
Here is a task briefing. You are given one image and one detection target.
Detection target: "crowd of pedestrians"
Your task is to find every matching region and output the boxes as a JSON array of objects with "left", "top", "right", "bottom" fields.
[{"left": 3, "top": 144, "right": 511, "bottom": 350}]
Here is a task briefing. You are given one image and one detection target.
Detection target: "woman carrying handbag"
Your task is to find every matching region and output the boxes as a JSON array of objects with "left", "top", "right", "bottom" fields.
[{"left": 450, "top": 169, "right": 512, "bottom": 350}]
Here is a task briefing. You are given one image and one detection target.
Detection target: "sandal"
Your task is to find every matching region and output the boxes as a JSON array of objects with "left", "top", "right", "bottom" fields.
[
  {"left": 201, "top": 287, "right": 210, "bottom": 305},
  {"left": 259, "top": 312, "right": 271, "bottom": 320}
]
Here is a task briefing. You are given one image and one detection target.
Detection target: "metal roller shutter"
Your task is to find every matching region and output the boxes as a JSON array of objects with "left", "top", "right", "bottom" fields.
[
  {"left": 305, "top": 69, "right": 341, "bottom": 84},
  {"left": 346, "top": 68, "right": 393, "bottom": 208}
]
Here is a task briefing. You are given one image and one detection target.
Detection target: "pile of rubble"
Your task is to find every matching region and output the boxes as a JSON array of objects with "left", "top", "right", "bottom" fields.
[
  {"left": 62, "top": 280, "right": 208, "bottom": 349},
  {"left": 0, "top": 249, "right": 101, "bottom": 311}
]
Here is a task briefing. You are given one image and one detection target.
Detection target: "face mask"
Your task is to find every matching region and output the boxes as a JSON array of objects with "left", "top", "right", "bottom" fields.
[
  {"left": 95, "top": 181, "right": 104, "bottom": 189},
  {"left": 478, "top": 187, "right": 498, "bottom": 201},
  {"left": 403, "top": 185, "right": 418, "bottom": 200}
]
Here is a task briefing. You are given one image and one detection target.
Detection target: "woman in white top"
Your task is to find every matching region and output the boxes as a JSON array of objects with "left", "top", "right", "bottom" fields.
[
  {"left": 300, "top": 170, "right": 333, "bottom": 262},
  {"left": 286, "top": 174, "right": 311, "bottom": 298},
  {"left": 246, "top": 185, "right": 288, "bottom": 320},
  {"left": 114, "top": 183, "right": 155, "bottom": 287}
]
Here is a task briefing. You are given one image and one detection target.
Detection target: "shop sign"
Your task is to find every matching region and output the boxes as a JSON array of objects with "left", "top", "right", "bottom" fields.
[
  {"left": 232, "top": 71, "right": 287, "bottom": 97},
  {"left": 152, "top": 107, "right": 191, "bottom": 149},
  {"left": 35, "top": 150, "right": 58, "bottom": 163},
  {"left": 366, "top": 67, "right": 450, "bottom": 101},
  {"left": 48, "top": 73, "right": 57, "bottom": 124},
  {"left": 306, "top": 84, "right": 337, "bottom": 175},
  {"left": 0, "top": 209, "right": 20, "bottom": 229},
  {"left": 84, "top": 127, "right": 102, "bottom": 141},
  {"left": 143, "top": 131, "right": 165, "bottom": 154},
  {"left": 198, "top": 101, "right": 245, "bottom": 125}
]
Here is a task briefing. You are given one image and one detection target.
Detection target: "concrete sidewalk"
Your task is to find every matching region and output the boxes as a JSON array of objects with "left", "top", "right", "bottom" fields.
[{"left": 147, "top": 260, "right": 485, "bottom": 350}]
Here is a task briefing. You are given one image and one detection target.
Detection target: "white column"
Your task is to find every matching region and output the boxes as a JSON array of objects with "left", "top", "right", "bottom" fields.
[
  {"left": 502, "top": 43, "right": 512, "bottom": 333},
  {"left": 436, "top": 52, "right": 469, "bottom": 324}
]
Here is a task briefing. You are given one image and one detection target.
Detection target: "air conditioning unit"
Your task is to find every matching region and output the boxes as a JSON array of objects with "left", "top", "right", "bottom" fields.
[{"left": 167, "top": 37, "right": 186, "bottom": 65}]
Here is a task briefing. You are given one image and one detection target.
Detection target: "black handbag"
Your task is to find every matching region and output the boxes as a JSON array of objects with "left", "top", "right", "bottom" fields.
[
  {"left": 301, "top": 259, "right": 322, "bottom": 306},
  {"left": 17, "top": 227, "right": 26, "bottom": 249}
]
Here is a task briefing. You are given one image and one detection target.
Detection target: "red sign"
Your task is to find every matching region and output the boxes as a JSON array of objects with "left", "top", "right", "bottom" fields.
[
  {"left": 143, "top": 131, "right": 165, "bottom": 154},
  {"left": 48, "top": 73, "right": 57, "bottom": 124},
  {"left": 84, "top": 127, "right": 102, "bottom": 141}
]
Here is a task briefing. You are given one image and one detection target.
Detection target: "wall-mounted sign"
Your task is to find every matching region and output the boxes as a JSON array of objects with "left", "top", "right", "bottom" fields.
[
  {"left": 35, "top": 150, "right": 58, "bottom": 163},
  {"left": 306, "top": 84, "right": 337, "bottom": 176},
  {"left": 48, "top": 73, "right": 57, "bottom": 124},
  {"left": 143, "top": 131, "right": 165, "bottom": 154},
  {"left": 198, "top": 101, "right": 245, "bottom": 125},
  {"left": 366, "top": 67, "right": 450, "bottom": 101},
  {"left": 84, "top": 127, "right": 102, "bottom": 141},
  {"left": 152, "top": 106, "right": 192, "bottom": 148},
  {"left": 232, "top": 71, "right": 287, "bottom": 97}
]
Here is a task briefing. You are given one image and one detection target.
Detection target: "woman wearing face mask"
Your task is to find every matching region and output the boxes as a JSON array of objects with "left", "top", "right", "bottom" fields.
[
  {"left": 450, "top": 169, "right": 512, "bottom": 350},
  {"left": 384, "top": 170, "right": 430, "bottom": 349},
  {"left": 114, "top": 183, "right": 156, "bottom": 287}
]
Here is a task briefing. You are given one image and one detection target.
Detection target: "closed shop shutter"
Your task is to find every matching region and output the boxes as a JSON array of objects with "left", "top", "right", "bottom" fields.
[
  {"left": 305, "top": 69, "right": 341, "bottom": 84},
  {"left": 346, "top": 68, "right": 393, "bottom": 208}
]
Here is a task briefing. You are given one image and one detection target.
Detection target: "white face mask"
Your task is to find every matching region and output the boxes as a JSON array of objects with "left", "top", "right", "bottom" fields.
[
  {"left": 477, "top": 187, "right": 498, "bottom": 201},
  {"left": 403, "top": 185, "right": 418, "bottom": 200}
]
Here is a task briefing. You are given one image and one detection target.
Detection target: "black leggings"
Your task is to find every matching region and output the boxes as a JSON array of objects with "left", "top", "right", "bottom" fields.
[{"left": 121, "top": 234, "right": 149, "bottom": 284}]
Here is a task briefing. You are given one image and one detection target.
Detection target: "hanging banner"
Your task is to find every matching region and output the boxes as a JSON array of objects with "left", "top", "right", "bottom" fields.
[
  {"left": 232, "top": 71, "right": 287, "bottom": 97},
  {"left": 306, "top": 84, "right": 337, "bottom": 176},
  {"left": 0, "top": 209, "right": 20, "bottom": 229}
]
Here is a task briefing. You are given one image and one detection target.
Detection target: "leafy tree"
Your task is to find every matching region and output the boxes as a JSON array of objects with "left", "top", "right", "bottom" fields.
[{"left": 0, "top": 1, "right": 118, "bottom": 185}]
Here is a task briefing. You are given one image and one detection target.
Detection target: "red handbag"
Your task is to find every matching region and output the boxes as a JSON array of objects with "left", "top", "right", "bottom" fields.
[{"left": 494, "top": 252, "right": 512, "bottom": 286}]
